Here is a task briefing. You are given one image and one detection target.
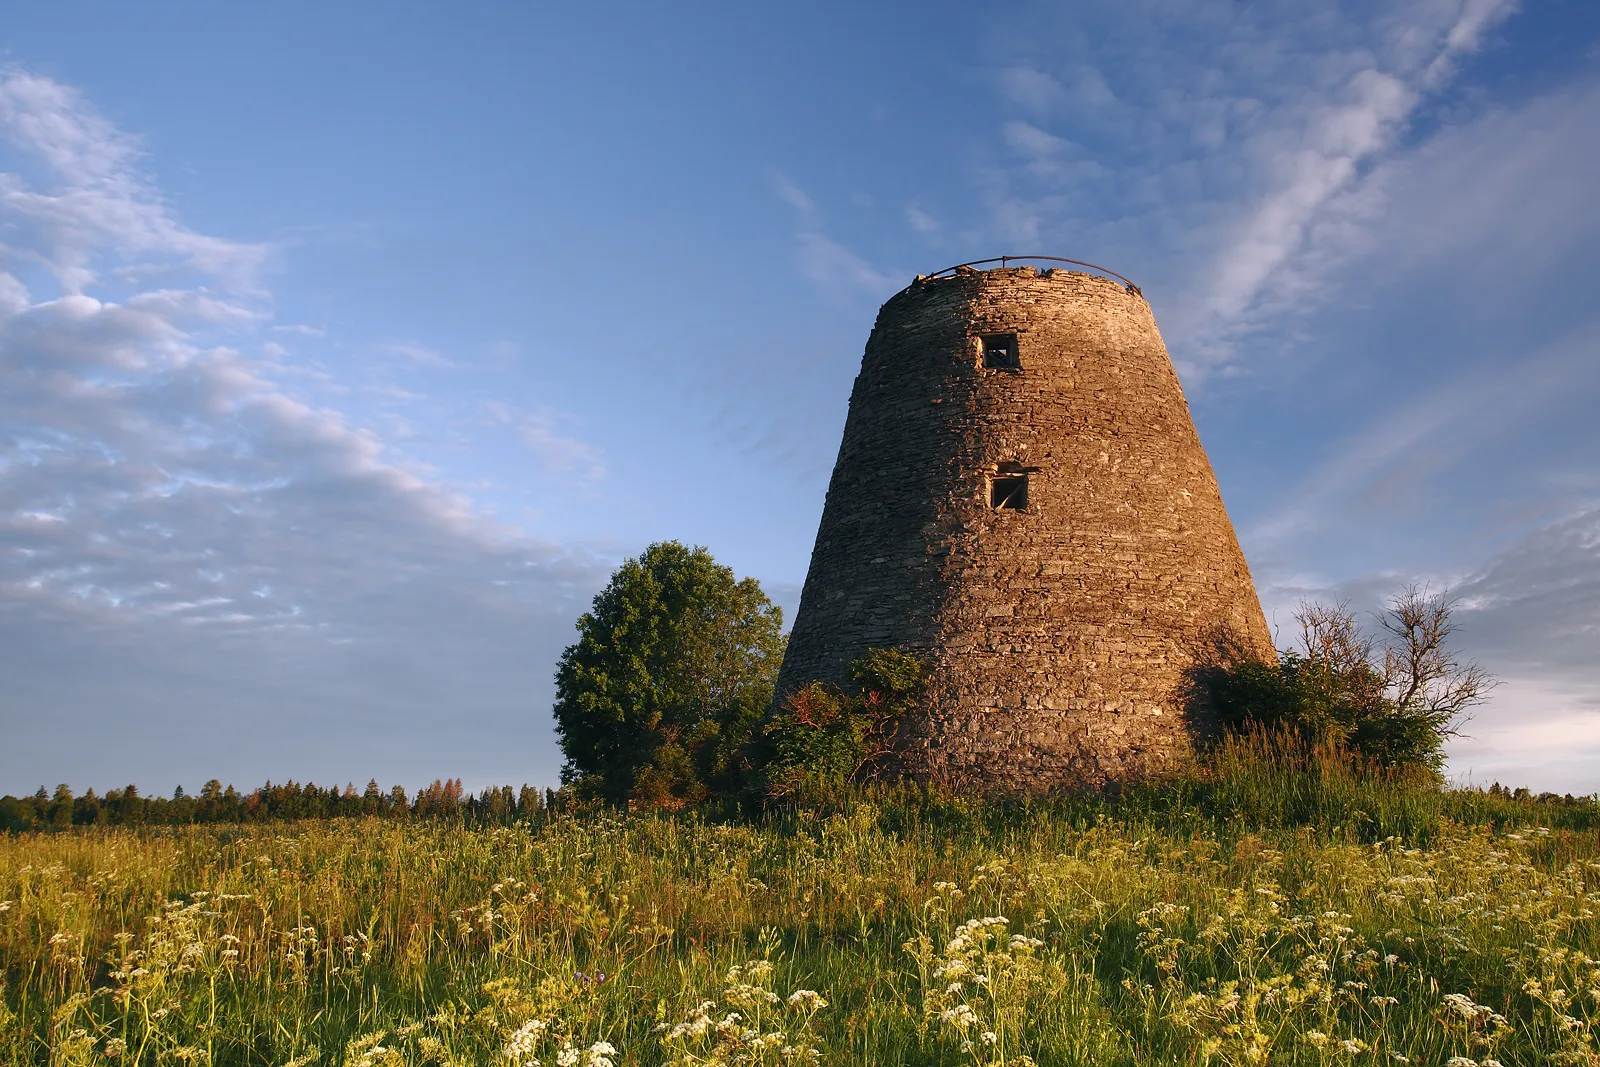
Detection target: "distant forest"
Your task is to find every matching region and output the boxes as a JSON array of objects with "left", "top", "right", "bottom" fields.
[{"left": 0, "top": 778, "right": 550, "bottom": 832}]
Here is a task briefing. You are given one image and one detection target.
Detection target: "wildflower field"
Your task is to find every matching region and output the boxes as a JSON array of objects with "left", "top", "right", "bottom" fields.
[{"left": 3, "top": 746, "right": 1599, "bottom": 1066}]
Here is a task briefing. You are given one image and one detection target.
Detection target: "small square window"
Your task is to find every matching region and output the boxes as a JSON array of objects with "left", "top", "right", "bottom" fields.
[
  {"left": 981, "top": 333, "right": 1019, "bottom": 369},
  {"left": 990, "top": 472, "right": 1028, "bottom": 510}
]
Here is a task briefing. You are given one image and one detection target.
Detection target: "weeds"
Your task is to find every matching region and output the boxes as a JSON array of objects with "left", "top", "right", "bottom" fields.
[{"left": 1, "top": 743, "right": 1597, "bottom": 1064}]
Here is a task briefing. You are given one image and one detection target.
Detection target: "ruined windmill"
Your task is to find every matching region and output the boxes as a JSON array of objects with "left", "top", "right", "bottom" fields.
[{"left": 775, "top": 258, "right": 1274, "bottom": 786}]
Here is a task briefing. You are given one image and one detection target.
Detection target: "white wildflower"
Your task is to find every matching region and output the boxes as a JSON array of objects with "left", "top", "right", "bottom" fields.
[
  {"left": 939, "top": 1004, "right": 978, "bottom": 1030},
  {"left": 503, "top": 1018, "right": 549, "bottom": 1063},
  {"left": 785, "top": 989, "right": 827, "bottom": 1011}
]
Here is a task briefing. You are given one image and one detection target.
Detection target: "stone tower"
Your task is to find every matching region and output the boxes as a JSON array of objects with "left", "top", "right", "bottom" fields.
[{"left": 776, "top": 260, "right": 1274, "bottom": 787}]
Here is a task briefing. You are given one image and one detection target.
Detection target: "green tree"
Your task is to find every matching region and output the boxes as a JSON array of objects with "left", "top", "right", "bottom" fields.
[
  {"left": 49, "top": 784, "right": 73, "bottom": 828},
  {"left": 517, "top": 784, "right": 543, "bottom": 816},
  {"left": 554, "top": 541, "right": 785, "bottom": 807}
]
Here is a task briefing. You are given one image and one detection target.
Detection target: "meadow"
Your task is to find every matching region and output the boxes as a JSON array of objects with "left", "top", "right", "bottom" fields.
[{"left": 3, "top": 741, "right": 1598, "bottom": 1066}]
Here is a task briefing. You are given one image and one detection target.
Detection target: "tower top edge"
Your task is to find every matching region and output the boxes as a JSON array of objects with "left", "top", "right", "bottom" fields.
[{"left": 898, "top": 256, "right": 1144, "bottom": 301}]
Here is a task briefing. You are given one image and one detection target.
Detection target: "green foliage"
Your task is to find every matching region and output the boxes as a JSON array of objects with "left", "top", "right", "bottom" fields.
[
  {"left": 1207, "top": 651, "right": 1446, "bottom": 768},
  {"left": 553, "top": 541, "right": 786, "bottom": 807},
  {"left": 763, "top": 648, "right": 925, "bottom": 792},
  {"left": 766, "top": 682, "right": 858, "bottom": 781},
  {"left": 1203, "top": 589, "right": 1490, "bottom": 772},
  {"left": 1, "top": 753, "right": 1597, "bottom": 1066},
  {"left": 0, "top": 777, "right": 554, "bottom": 831}
]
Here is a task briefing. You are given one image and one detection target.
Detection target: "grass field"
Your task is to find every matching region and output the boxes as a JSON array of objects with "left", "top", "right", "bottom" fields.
[{"left": 3, "top": 742, "right": 1598, "bottom": 1066}]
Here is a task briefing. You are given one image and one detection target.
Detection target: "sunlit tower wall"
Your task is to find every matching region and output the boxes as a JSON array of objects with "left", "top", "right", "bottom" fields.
[{"left": 775, "top": 262, "right": 1275, "bottom": 787}]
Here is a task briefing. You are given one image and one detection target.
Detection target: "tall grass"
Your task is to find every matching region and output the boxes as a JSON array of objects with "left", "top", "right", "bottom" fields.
[{"left": 2, "top": 741, "right": 1597, "bottom": 1065}]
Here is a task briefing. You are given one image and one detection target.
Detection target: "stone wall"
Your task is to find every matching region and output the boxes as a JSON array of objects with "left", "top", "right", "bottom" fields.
[{"left": 775, "top": 265, "right": 1275, "bottom": 788}]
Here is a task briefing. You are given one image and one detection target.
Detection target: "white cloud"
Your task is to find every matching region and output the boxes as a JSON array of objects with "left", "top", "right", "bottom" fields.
[
  {"left": 484, "top": 401, "right": 605, "bottom": 483},
  {"left": 770, "top": 172, "right": 898, "bottom": 300},
  {"left": 1248, "top": 316, "right": 1600, "bottom": 549},
  {"left": 1185, "top": 0, "right": 1519, "bottom": 361},
  {"left": 1362, "top": 76, "right": 1600, "bottom": 279},
  {"left": 905, "top": 203, "right": 939, "bottom": 235},
  {"left": 1447, "top": 679, "right": 1600, "bottom": 796},
  {"left": 978, "top": 0, "right": 1522, "bottom": 375},
  {"left": 382, "top": 341, "right": 453, "bottom": 368},
  {"left": 0, "top": 67, "right": 272, "bottom": 295},
  {"left": 997, "top": 65, "right": 1115, "bottom": 114},
  {"left": 996, "top": 67, "right": 1067, "bottom": 113},
  {"left": 795, "top": 232, "right": 896, "bottom": 298},
  {"left": 0, "top": 67, "right": 606, "bottom": 793},
  {"left": 770, "top": 171, "right": 815, "bottom": 214},
  {"left": 1453, "top": 505, "right": 1600, "bottom": 686},
  {"left": 1233, "top": 66, "right": 1600, "bottom": 609},
  {"left": 1001, "top": 120, "right": 1073, "bottom": 163}
]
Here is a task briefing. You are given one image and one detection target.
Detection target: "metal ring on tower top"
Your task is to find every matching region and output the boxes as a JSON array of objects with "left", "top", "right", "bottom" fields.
[{"left": 918, "top": 255, "right": 1141, "bottom": 296}]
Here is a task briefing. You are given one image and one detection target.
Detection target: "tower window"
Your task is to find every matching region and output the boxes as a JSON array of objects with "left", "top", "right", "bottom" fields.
[
  {"left": 980, "top": 333, "right": 1019, "bottom": 369},
  {"left": 990, "top": 467, "right": 1029, "bottom": 510}
]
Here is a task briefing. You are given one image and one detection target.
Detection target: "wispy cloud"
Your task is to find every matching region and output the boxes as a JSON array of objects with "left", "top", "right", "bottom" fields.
[
  {"left": 382, "top": 342, "right": 453, "bottom": 368},
  {"left": 995, "top": 67, "right": 1066, "bottom": 114},
  {"left": 905, "top": 203, "right": 939, "bottom": 235},
  {"left": 1249, "top": 318, "right": 1600, "bottom": 549},
  {"left": 980, "top": 0, "right": 1521, "bottom": 375},
  {"left": 0, "top": 67, "right": 605, "bottom": 791},
  {"left": 770, "top": 171, "right": 816, "bottom": 214},
  {"left": 794, "top": 232, "right": 895, "bottom": 296},
  {"left": 770, "top": 171, "right": 897, "bottom": 300},
  {"left": 0, "top": 67, "right": 273, "bottom": 295},
  {"left": 484, "top": 401, "right": 605, "bottom": 483},
  {"left": 1001, "top": 120, "right": 1073, "bottom": 163},
  {"left": 996, "top": 65, "right": 1114, "bottom": 113}
]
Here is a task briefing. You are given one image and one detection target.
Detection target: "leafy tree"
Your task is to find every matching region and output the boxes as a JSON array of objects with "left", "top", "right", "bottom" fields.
[
  {"left": 553, "top": 541, "right": 785, "bottom": 807},
  {"left": 48, "top": 784, "right": 74, "bottom": 828},
  {"left": 1204, "top": 586, "right": 1492, "bottom": 771},
  {"left": 517, "top": 784, "right": 543, "bottom": 815}
]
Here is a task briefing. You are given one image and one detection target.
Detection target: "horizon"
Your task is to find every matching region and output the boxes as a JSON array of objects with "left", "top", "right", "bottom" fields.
[{"left": 3, "top": 1, "right": 1598, "bottom": 797}]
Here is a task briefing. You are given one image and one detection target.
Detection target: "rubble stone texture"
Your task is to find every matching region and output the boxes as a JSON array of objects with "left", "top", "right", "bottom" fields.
[{"left": 776, "top": 265, "right": 1275, "bottom": 787}]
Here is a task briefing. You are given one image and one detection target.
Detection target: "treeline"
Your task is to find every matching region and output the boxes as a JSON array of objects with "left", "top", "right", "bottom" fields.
[{"left": 0, "top": 778, "right": 556, "bottom": 832}]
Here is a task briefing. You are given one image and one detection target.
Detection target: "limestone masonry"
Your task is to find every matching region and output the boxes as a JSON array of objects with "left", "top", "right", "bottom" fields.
[{"left": 776, "top": 263, "right": 1275, "bottom": 787}]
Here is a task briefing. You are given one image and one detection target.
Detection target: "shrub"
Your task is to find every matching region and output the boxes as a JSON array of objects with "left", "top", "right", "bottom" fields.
[
  {"left": 764, "top": 648, "right": 925, "bottom": 793},
  {"left": 1202, "top": 586, "right": 1492, "bottom": 772}
]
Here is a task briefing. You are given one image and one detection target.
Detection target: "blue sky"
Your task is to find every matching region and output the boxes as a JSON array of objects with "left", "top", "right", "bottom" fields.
[{"left": 2, "top": 1, "right": 1598, "bottom": 795}]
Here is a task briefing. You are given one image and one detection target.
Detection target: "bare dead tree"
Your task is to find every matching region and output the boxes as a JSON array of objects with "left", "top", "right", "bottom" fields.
[
  {"left": 1378, "top": 584, "right": 1495, "bottom": 739},
  {"left": 1296, "top": 599, "right": 1376, "bottom": 675}
]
